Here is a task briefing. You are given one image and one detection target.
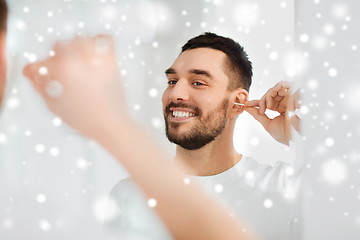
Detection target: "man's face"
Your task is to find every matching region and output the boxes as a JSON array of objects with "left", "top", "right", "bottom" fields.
[{"left": 162, "top": 48, "right": 232, "bottom": 150}]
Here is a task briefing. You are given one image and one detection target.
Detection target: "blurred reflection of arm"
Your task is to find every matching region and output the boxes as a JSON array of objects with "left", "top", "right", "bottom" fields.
[{"left": 23, "top": 35, "right": 258, "bottom": 240}]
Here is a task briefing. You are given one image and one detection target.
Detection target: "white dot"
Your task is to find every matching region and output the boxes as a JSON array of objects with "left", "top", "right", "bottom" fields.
[
  {"left": 23, "top": 7, "right": 29, "bottom": 13},
  {"left": 312, "top": 35, "right": 327, "bottom": 50},
  {"left": 93, "top": 196, "right": 119, "bottom": 221},
  {"left": 78, "top": 22, "right": 85, "bottom": 28},
  {"left": 76, "top": 158, "right": 89, "bottom": 170},
  {"left": 38, "top": 67, "right": 48, "bottom": 76},
  {"left": 47, "top": 27, "right": 53, "bottom": 33},
  {"left": 200, "top": 22, "right": 207, "bottom": 28},
  {"left": 322, "top": 159, "right": 347, "bottom": 185},
  {"left": 285, "top": 166, "right": 294, "bottom": 176},
  {"left": 332, "top": 3, "right": 348, "bottom": 19},
  {"left": 214, "top": 184, "right": 224, "bottom": 193},
  {"left": 300, "top": 34, "right": 309, "bottom": 43},
  {"left": 47, "top": 11, "right": 54, "bottom": 18},
  {"left": 328, "top": 68, "right": 337, "bottom": 77},
  {"left": 50, "top": 147, "right": 60, "bottom": 156},
  {"left": 151, "top": 118, "right": 162, "bottom": 129},
  {"left": 245, "top": 170, "right": 254, "bottom": 180},
  {"left": 325, "top": 137, "right": 334, "bottom": 147},
  {"left": 25, "top": 130, "right": 32, "bottom": 137},
  {"left": 280, "top": 1, "right": 287, "bottom": 8},
  {"left": 269, "top": 51, "right": 279, "bottom": 61},
  {"left": 183, "top": 177, "right": 191, "bottom": 184},
  {"left": 39, "top": 219, "right": 52, "bottom": 232},
  {"left": 212, "top": 0, "right": 223, "bottom": 6},
  {"left": 2, "top": 218, "right": 14, "bottom": 229},
  {"left": 185, "top": 21, "right": 191, "bottom": 27},
  {"left": 0, "top": 133, "right": 8, "bottom": 144},
  {"left": 148, "top": 198, "right": 157, "bottom": 208},
  {"left": 37, "top": 36, "right": 44, "bottom": 42},
  {"left": 52, "top": 117, "right": 62, "bottom": 127},
  {"left": 264, "top": 199, "right": 273, "bottom": 208},
  {"left": 16, "top": 20, "right": 26, "bottom": 31},
  {"left": 36, "top": 194, "right": 47, "bottom": 203},
  {"left": 149, "top": 88, "right": 158, "bottom": 98},
  {"left": 134, "top": 104, "right": 141, "bottom": 111},
  {"left": 250, "top": 137, "right": 260, "bottom": 146},
  {"left": 234, "top": 3, "right": 259, "bottom": 27},
  {"left": 152, "top": 41, "right": 159, "bottom": 48},
  {"left": 181, "top": 10, "right": 187, "bottom": 16},
  {"left": 324, "top": 24, "right": 335, "bottom": 35},
  {"left": 307, "top": 78, "right": 318, "bottom": 90},
  {"left": 28, "top": 53, "right": 37, "bottom": 63},
  {"left": 49, "top": 50, "right": 55, "bottom": 57},
  {"left": 135, "top": 38, "right": 141, "bottom": 45},
  {"left": 6, "top": 97, "right": 20, "bottom": 109},
  {"left": 35, "top": 144, "right": 45, "bottom": 153}
]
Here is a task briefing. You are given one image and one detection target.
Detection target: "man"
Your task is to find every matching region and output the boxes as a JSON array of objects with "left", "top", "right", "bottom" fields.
[
  {"left": 0, "top": 0, "right": 7, "bottom": 107},
  {"left": 23, "top": 33, "right": 301, "bottom": 239},
  {"left": 107, "top": 33, "right": 302, "bottom": 240}
]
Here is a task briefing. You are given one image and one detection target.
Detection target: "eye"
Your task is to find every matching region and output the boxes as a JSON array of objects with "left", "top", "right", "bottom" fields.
[
  {"left": 167, "top": 79, "right": 178, "bottom": 85},
  {"left": 192, "top": 81, "right": 205, "bottom": 86}
]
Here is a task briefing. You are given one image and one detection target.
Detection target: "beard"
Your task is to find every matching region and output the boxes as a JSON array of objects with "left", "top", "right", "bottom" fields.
[{"left": 164, "top": 99, "right": 229, "bottom": 150}]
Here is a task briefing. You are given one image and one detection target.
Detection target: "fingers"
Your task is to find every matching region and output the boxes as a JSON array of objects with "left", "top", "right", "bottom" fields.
[
  {"left": 245, "top": 107, "right": 271, "bottom": 129},
  {"left": 23, "top": 60, "right": 58, "bottom": 101},
  {"left": 92, "top": 35, "right": 115, "bottom": 56},
  {"left": 245, "top": 100, "right": 259, "bottom": 107}
]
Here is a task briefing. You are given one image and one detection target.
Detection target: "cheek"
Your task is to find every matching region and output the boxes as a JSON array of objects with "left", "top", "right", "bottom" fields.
[{"left": 161, "top": 90, "right": 169, "bottom": 108}]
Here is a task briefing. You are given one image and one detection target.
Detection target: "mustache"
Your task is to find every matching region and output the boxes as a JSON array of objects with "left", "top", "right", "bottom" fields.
[{"left": 164, "top": 102, "right": 201, "bottom": 116}]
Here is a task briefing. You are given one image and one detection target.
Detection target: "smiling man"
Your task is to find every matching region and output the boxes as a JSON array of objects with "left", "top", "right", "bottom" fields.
[{"left": 107, "top": 33, "right": 302, "bottom": 239}]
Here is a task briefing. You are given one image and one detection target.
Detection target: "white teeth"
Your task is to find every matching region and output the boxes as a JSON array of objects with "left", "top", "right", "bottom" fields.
[{"left": 172, "top": 111, "right": 195, "bottom": 118}]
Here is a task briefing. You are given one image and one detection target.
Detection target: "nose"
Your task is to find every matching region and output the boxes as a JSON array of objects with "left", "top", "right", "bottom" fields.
[{"left": 168, "top": 80, "right": 190, "bottom": 102}]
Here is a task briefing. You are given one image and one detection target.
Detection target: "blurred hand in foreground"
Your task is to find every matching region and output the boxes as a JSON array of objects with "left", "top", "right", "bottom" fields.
[{"left": 23, "top": 35, "right": 129, "bottom": 138}]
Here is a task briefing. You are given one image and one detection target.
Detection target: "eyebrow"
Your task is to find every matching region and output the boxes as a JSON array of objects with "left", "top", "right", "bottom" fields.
[
  {"left": 165, "top": 68, "right": 176, "bottom": 75},
  {"left": 165, "top": 68, "right": 213, "bottom": 79}
]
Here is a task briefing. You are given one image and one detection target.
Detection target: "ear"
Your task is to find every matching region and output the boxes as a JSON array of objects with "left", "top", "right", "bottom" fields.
[{"left": 228, "top": 88, "right": 249, "bottom": 119}]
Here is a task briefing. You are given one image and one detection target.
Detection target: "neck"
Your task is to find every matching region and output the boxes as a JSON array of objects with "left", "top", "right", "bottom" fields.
[{"left": 173, "top": 119, "right": 242, "bottom": 176}]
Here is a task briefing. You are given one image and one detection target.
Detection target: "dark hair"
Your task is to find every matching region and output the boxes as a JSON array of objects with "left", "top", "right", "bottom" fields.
[
  {"left": 181, "top": 32, "right": 252, "bottom": 92},
  {"left": 0, "top": 0, "right": 8, "bottom": 32}
]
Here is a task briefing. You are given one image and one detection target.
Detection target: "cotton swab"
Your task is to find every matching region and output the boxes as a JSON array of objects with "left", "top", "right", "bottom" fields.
[{"left": 234, "top": 102, "right": 259, "bottom": 108}]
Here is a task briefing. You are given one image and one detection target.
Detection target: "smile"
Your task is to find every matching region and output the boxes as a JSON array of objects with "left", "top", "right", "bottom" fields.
[{"left": 172, "top": 111, "right": 196, "bottom": 118}]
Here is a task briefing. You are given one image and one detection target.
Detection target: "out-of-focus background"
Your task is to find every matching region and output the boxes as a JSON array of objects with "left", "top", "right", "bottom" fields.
[{"left": 0, "top": 0, "right": 358, "bottom": 239}]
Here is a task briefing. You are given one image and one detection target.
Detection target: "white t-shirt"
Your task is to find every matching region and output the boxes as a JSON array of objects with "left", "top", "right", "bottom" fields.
[{"left": 105, "top": 156, "right": 302, "bottom": 240}]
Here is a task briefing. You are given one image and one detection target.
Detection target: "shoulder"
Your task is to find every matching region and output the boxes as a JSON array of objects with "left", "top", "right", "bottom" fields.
[{"left": 240, "top": 156, "right": 295, "bottom": 192}]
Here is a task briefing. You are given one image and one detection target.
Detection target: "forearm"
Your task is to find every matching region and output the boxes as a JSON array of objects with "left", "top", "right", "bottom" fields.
[{"left": 94, "top": 115, "right": 257, "bottom": 240}]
